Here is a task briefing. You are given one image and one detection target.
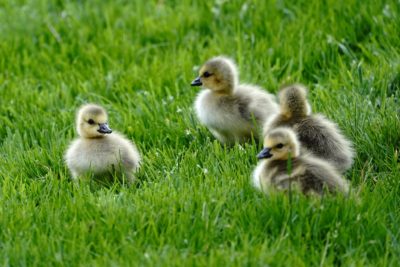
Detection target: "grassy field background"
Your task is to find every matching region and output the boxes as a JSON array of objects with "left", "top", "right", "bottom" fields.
[{"left": 0, "top": 0, "right": 399, "bottom": 266}]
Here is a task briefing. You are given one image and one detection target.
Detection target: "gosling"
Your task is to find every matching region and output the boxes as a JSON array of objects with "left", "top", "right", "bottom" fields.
[
  {"left": 252, "top": 127, "right": 349, "bottom": 195},
  {"left": 191, "top": 56, "right": 279, "bottom": 144},
  {"left": 263, "top": 84, "right": 355, "bottom": 173},
  {"left": 65, "top": 104, "right": 141, "bottom": 183}
]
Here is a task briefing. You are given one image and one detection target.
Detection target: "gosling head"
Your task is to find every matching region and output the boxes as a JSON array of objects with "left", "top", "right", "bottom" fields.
[
  {"left": 191, "top": 56, "right": 238, "bottom": 94},
  {"left": 76, "top": 104, "right": 112, "bottom": 138},
  {"left": 279, "top": 84, "right": 311, "bottom": 118},
  {"left": 257, "top": 128, "right": 300, "bottom": 160}
]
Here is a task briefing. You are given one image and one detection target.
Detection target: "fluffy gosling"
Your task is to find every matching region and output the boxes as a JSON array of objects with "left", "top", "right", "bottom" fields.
[
  {"left": 252, "top": 127, "right": 349, "bottom": 195},
  {"left": 263, "top": 84, "right": 355, "bottom": 173},
  {"left": 65, "top": 104, "right": 141, "bottom": 183},
  {"left": 191, "top": 56, "right": 279, "bottom": 144}
]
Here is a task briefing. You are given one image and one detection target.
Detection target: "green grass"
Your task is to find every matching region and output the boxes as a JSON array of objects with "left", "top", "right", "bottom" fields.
[{"left": 0, "top": 0, "right": 399, "bottom": 266}]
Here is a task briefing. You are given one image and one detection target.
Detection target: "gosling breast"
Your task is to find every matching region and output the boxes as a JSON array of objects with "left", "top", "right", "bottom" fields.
[
  {"left": 252, "top": 153, "right": 349, "bottom": 195},
  {"left": 65, "top": 132, "right": 140, "bottom": 182},
  {"left": 195, "top": 85, "right": 278, "bottom": 144}
]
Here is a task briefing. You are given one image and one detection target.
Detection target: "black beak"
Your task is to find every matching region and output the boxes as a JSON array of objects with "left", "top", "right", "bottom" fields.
[
  {"left": 257, "top": 148, "right": 272, "bottom": 160},
  {"left": 191, "top": 76, "right": 202, "bottom": 86},
  {"left": 98, "top": 123, "right": 112, "bottom": 134}
]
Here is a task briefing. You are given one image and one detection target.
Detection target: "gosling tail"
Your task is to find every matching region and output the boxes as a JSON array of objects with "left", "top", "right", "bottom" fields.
[{"left": 278, "top": 84, "right": 310, "bottom": 119}]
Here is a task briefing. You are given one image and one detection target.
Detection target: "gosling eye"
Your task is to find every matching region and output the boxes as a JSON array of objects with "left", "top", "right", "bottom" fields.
[
  {"left": 203, "top": 71, "right": 212, "bottom": 78},
  {"left": 276, "top": 143, "right": 284, "bottom": 149},
  {"left": 88, "top": 119, "right": 95, "bottom": 125}
]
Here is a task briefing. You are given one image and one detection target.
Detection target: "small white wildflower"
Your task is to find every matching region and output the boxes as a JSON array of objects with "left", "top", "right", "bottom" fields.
[
  {"left": 168, "top": 95, "right": 174, "bottom": 101},
  {"left": 215, "top": 0, "right": 228, "bottom": 5},
  {"left": 144, "top": 253, "right": 150, "bottom": 259},
  {"left": 326, "top": 34, "right": 335, "bottom": 44},
  {"left": 315, "top": 84, "right": 323, "bottom": 90},
  {"left": 105, "top": 72, "right": 113, "bottom": 83},
  {"left": 185, "top": 129, "right": 191, "bottom": 136},
  {"left": 383, "top": 4, "right": 392, "bottom": 18},
  {"left": 332, "top": 229, "right": 338, "bottom": 239},
  {"left": 239, "top": 3, "right": 249, "bottom": 19},
  {"left": 55, "top": 252, "right": 62, "bottom": 262},
  {"left": 176, "top": 107, "right": 183, "bottom": 113},
  {"left": 60, "top": 11, "right": 68, "bottom": 19},
  {"left": 137, "top": 90, "right": 149, "bottom": 96},
  {"left": 196, "top": 164, "right": 208, "bottom": 175},
  {"left": 238, "top": 144, "right": 245, "bottom": 151},
  {"left": 211, "top": 7, "right": 220, "bottom": 16},
  {"left": 192, "top": 65, "right": 200, "bottom": 72}
]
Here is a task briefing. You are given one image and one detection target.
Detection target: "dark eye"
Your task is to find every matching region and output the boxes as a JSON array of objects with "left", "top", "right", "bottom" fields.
[
  {"left": 88, "top": 119, "right": 95, "bottom": 125},
  {"left": 203, "top": 71, "right": 212, "bottom": 78},
  {"left": 276, "top": 143, "right": 284, "bottom": 149}
]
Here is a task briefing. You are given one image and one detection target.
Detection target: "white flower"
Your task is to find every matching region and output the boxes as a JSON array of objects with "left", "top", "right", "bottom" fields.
[
  {"left": 239, "top": 3, "right": 249, "bottom": 19},
  {"left": 211, "top": 7, "right": 220, "bottom": 16},
  {"left": 326, "top": 34, "right": 335, "bottom": 44}
]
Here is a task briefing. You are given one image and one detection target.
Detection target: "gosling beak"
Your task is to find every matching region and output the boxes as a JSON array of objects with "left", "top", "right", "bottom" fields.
[
  {"left": 98, "top": 123, "right": 112, "bottom": 134},
  {"left": 191, "top": 76, "right": 202, "bottom": 86},
  {"left": 257, "top": 147, "right": 272, "bottom": 160}
]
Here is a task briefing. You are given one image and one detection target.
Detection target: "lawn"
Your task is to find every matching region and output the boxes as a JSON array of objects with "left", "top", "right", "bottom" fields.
[{"left": 0, "top": 0, "right": 399, "bottom": 266}]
